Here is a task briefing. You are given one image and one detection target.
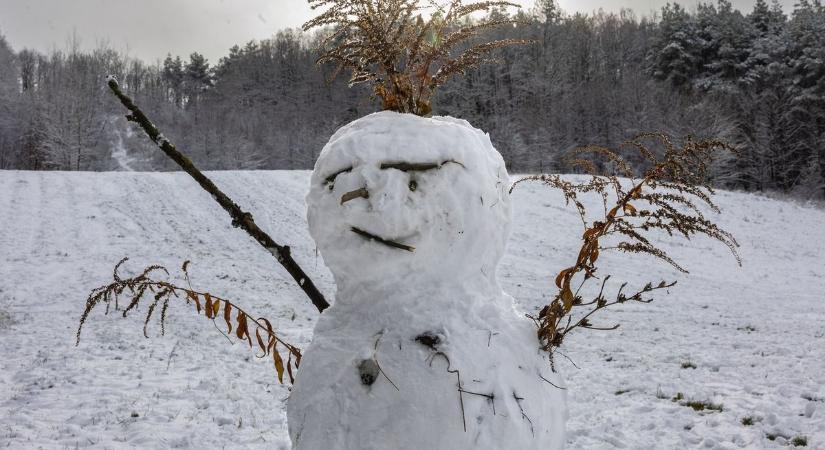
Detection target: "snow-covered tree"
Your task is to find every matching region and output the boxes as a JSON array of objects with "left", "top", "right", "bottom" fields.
[
  {"left": 183, "top": 52, "right": 211, "bottom": 106},
  {"left": 650, "top": 3, "right": 701, "bottom": 88},
  {"left": 0, "top": 32, "right": 21, "bottom": 169},
  {"left": 1, "top": 1, "right": 822, "bottom": 198},
  {"left": 162, "top": 54, "right": 184, "bottom": 106}
]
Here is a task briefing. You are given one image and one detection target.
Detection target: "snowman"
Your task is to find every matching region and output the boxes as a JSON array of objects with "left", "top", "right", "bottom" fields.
[{"left": 287, "top": 111, "right": 567, "bottom": 449}]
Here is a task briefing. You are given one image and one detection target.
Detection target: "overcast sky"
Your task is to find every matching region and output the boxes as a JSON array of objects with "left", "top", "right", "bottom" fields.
[{"left": 0, "top": 0, "right": 796, "bottom": 63}]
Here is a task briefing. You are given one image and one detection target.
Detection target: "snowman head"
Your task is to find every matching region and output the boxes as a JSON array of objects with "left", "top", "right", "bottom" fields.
[{"left": 307, "top": 112, "right": 512, "bottom": 292}]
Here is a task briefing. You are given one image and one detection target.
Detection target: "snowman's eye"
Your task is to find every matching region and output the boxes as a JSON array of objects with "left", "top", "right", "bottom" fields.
[
  {"left": 323, "top": 166, "right": 353, "bottom": 188},
  {"left": 409, "top": 180, "right": 418, "bottom": 191}
]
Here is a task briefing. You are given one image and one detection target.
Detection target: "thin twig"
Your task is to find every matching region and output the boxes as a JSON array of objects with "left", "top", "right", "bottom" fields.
[
  {"left": 428, "top": 352, "right": 466, "bottom": 432},
  {"left": 512, "top": 392, "right": 534, "bottom": 436},
  {"left": 538, "top": 372, "right": 566, "bottom": 390}
]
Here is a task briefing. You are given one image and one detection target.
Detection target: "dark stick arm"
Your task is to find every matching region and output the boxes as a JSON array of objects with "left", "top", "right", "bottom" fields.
[{"left": 106, "top": 76, "right": 330, "bottom": 313}]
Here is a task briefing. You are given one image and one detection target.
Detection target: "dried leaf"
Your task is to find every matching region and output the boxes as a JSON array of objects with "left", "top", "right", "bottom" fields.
[
  {"left": 255, "top": 328, "right": 267, "bottom": 358},
  {"left": 223, "top": 302, "right": 233, "bottom": 334},
  {"left": 589, "top": 247, "right": 600, "bottom": 265},
  {"left": 236, "top": 311, "right": 248, "bottom": 341},
  {"left": 257, "top": 317, "right": 275, "bottom": 337},
  {"left": 561, "top": 283, "right": 574, "bottom": 313},
  {"left": 273, "top": 344, "right": 285, "bottom": 384},
  {"left": 211, "top": 297, "right": 220, "bottom": 318},
  {"left": 188, "top": 291, "right": 201, "bottom": 314},
  {"left": 287, "top": 352, "right": 295, "bottom": 384},
  {"left": 204, "top": 293, "right": 214, "bottom": 319},
  {"left": 555, "top": 268, "right": 573, "bottom": 289},
  {"left": 583, "top": 227, "right": 600, "bottom": 240}
]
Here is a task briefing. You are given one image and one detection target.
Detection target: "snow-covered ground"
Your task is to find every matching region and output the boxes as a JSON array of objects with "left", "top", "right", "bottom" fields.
[{"left": 0, "top": 170, "right": 823, "bottom": 449}]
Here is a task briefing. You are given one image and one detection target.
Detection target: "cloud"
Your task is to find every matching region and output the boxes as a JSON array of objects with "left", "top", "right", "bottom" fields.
[{"left": 0, "top": 0, "right": 313, "bottom": 61}]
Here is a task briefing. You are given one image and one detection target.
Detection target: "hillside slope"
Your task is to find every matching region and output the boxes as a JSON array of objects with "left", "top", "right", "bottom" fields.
[{"left": 0, "top": 171, "right": 823, "bottom": 449}]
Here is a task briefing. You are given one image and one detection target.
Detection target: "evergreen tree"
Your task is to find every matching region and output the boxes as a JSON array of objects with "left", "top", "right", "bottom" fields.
[
  {"left": 184, "top": 52, "right": 211, "bottom": 107},
  {"left": 650, "top": 3, "right": 700, "bottom": 88},
  {"left": 162, "top": 54, "right": 184, "bottom": 106}
]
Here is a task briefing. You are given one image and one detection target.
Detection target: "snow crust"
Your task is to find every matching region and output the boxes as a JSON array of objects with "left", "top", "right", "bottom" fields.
[{"left": 289, "top": 112, "right": 567, "bottom": 449}]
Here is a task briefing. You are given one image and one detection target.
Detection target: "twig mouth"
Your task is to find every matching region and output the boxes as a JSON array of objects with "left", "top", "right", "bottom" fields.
[{"left": 350, "top": 227, "right": 415, "bottom": 252}]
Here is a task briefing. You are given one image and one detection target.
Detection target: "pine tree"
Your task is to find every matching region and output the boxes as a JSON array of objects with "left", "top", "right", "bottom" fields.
[
  {"left": 650, "top": 3, "right": 700, "bottom": 88},
  {"left": 162, "top": 54, "right": 184, "bottom": 106},
  {"left": 184, "top": 52, "right": 212, "bottom": 107},
  {"left": 749, "top": 0, "right": 785, "bottom": 34}
]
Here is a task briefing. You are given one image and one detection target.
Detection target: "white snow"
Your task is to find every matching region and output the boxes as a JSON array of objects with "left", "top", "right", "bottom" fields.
[
  {"left": 290, "top": 112, "right": 565, "bottom": 449},
  {"left": 0, "top": 169, "right": 823, "bottom": 449},
  {"left": 109, "top": 116, "right": 137, "bottom": 172}
]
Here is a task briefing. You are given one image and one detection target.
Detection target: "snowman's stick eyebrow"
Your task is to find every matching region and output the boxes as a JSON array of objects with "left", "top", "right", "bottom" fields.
[
  {"left": 351, "top": 227, "right": 416, "bottom": 252},
  {"left": 324, "top": 166, "right": 352, "bottom": 184},
  {"left": 380, "top": 159, "right": 465, "bottom": 172}
]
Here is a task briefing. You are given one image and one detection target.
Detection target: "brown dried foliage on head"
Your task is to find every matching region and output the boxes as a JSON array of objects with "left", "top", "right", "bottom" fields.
[
  {"left": 303, "top": 0, "right": 531, "bottom": 116},
  {"left": 511, "top": 133, "right": 741, "bottom": 359},
  {"left": 76, "top": 258, "right": 302, "bottom": 384}
]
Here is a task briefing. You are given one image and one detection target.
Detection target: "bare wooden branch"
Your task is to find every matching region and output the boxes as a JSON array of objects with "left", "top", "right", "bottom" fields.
[{"left": 105, "top": 78, "right": 330, "bottom": 313}]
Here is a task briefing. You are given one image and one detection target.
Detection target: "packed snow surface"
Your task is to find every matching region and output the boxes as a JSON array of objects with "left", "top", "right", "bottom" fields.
[
  {"left": 0, "top": 169, "right": 824, "bottom": 449},
  {"left": 290, "top": 112, "right": 565, "bottom": 449}
]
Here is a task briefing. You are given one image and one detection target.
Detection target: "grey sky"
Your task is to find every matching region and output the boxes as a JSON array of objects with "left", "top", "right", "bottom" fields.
[{"left": 0, "top": 0, "right": 796, "bottom": 63}]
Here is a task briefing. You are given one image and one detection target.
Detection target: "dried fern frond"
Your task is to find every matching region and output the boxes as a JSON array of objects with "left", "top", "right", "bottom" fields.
[
  {"left": 77, "top": 258, "right": 301, "bottom": 384},
  {"left": 303, "top": 0, "right": 532, "bottom": 115},
  {"left": 512, "top": 133, "right": 741, "bottom": 358}
]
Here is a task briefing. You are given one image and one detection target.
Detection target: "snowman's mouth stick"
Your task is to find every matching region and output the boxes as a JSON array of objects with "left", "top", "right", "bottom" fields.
[{"left": 351, "top": 227, "right": 416, "bottom": 252}]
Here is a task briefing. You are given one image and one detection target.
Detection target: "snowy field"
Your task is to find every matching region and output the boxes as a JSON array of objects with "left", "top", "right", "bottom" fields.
[{"left": 0, "top": 170, "right": 823, "bottom": 449}]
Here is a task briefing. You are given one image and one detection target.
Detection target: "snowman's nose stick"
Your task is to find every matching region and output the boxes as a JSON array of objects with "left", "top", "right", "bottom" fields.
[{"left": 341, "top": 187, "right": 370, "bottom": 204}]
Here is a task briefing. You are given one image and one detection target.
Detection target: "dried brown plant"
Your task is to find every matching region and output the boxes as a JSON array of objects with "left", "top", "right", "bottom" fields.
[
  {"left": 510, "top": 133, "right": 741, "bottom": 359},
  {"left": 76, "top": 258, "right": 302, "bottom": 384},
  {"left": 303, "top": 0, "right": 531, "bottom": 115}
]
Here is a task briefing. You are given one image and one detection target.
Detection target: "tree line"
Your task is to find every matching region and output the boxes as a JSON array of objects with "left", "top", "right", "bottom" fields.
[{"left": 0, "top": 0, "right": 823, "bottom": 199}]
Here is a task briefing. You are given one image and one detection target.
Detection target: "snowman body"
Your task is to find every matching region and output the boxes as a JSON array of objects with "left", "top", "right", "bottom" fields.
[{"left": 287, "top": 112, "right": 566, "bottom": 449}]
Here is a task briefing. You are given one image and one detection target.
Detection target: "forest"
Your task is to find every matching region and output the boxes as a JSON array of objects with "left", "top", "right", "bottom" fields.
[{"left": 0, "top": 0, "right": 823, "bottom": 200}]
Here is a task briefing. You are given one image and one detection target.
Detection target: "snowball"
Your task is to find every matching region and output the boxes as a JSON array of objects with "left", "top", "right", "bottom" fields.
[
  {"left": 306, "top": 111, "right": 511, "bottom": 293},
  {"left": 288, "top": 111, "right": 567, "bottom": 450}
]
